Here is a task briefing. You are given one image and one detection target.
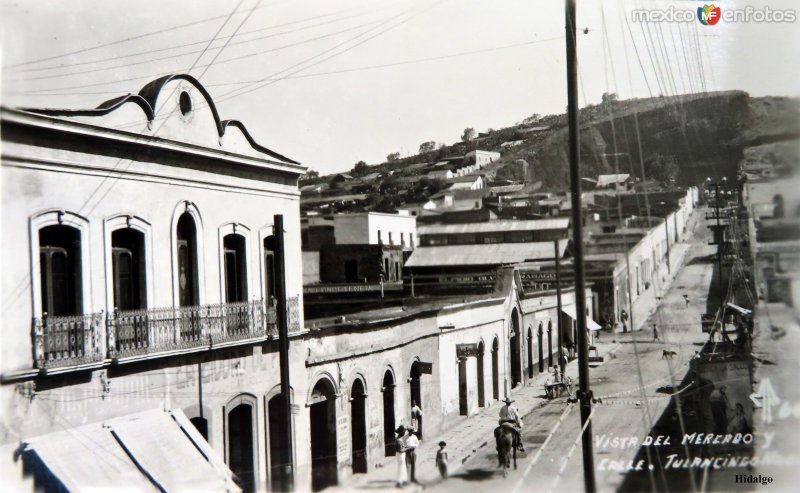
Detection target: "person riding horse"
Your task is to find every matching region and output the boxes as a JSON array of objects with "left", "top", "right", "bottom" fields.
[{"left": 495, "top": 397, "right": 525, "bottom": 460}]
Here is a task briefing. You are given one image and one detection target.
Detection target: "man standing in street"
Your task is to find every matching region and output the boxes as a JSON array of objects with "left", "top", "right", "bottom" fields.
[
  {"left": 406, "top": 429, "right": 419, "bottom": 483},
  {"left": 653, "top": 323, "right": 659, "bottom": 341},
  {"left": 410, "top": 400, "right": 423, "bottom": 440}
]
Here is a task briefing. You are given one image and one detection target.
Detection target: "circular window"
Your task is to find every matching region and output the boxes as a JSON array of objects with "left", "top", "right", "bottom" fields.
[{"left": 179, "top": 91, "right": 192, "bottom": 116}]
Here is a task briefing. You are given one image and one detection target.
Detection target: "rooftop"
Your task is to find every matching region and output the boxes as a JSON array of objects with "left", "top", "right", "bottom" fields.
[
  {"left": 417, "top": 218, "right": 569, "bottom": 236},
  {"left": 406, "top": 239, "right": 568, "bottom": 267}
]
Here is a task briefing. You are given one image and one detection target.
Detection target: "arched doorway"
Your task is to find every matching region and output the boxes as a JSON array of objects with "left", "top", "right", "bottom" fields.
[
  {"left": 527, "top": 327, "right": 534, "bottom": 379},
  {"left": 382, "top": 370, "right": 396, "bottom": 457},
  {"left": 547, "top": 320, "right": 554, "bottom": 368},
  {"left": 410, "top": 361, "right": 423, "bottom": 438},
  {"left": 477, "top": 341, "right": 485, "bottom": 407},
  {"left": 510, "top": 309, "right": 522, "bottom": 388},
  {"left": 491, "top": 337, "right": 499, "bottom": 400},
  {"left": 537, "top": 323, "right": 544, "bottom": 373},
  {"left": 458, "top": 356, "right": 468, "bottom": 416},
  {"left": 351, "top": 379, "right": 368, "bottom": 474},
  {"left": 268, "top": 394, "right": 290, "bottom": 492},
  {"left": 226, "top": 399, "right": 256, "bottom": 493},
  {"left": 773, "top": 194, "right": 785, "bottom": 218},
  {"left": 310, "top": 378, "right": 338, "bottom": 491}
]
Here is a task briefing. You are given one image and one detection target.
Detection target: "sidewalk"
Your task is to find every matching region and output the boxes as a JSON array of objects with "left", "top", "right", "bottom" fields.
[{"left": 327, "top": 341, "right": 620, "bottom": 492}]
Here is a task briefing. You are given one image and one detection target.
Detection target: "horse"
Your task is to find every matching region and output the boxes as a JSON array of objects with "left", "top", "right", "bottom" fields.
[{"left": 494, "top": 425, "right": 517, "bottom": 477}]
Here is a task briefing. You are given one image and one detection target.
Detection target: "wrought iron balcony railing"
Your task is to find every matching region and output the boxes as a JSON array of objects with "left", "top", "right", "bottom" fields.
[
  {"left": 31, "top": 296, "right": 301, "bottom": 367},
  {"left": 33, "top": 312, "right": 104, "bottom": 369},
  {"left": 107, "top": 297, "right": 299, "bottom": 359}
]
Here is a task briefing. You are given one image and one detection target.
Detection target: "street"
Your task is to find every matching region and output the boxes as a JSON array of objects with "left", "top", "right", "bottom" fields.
[{"left": 423, "top": 215, "right": 716, "bottom": 493}]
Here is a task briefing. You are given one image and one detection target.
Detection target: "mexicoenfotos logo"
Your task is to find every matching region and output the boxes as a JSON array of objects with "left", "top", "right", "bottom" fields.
[
  {"left": 631, "top": 4, "right": 797, "bottom": 24},
  {"left": 697, "top": 4, "right": 721, "bottom": 25}
]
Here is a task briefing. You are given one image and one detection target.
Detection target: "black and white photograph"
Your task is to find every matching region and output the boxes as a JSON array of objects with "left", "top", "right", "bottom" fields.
[{"left": 1, "top": 0, "right": 798, "bottom": 492}]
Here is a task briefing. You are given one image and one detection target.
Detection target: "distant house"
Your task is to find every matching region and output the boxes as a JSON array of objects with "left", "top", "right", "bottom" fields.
[
  {"left": 329, "top": 173, "right": 354, "bottom": 185},
  {"left": 401, "top": 162, "right": 431, "bottom": 175},
  {"left": 500, "top": 140, "right": 524, "bottom": 149},
  {"left": 360, "top": 172, "right": 382, "bottom": 182},
  {"left": 300, "top": 183, "right": 328, "bottom": 194},
  {"left": 516, "top": 126, "right": 549, "bottom": 138},
  {"left": 428, "top": 168, "right": 454, "bottom": 180},
  {"left": 489, "top": 184, "right": 525, "bottom": 196},
  {"left": 596, "top": 173, "right": 633, "bottom": 191},
  {"left": 445, "top": 175, "right": 485, "bottom": 191},
  {"left": 465, "top": 150, "right": 500, "bottom": 168},
  {"left": 429, "top": 189, "right": 486, "bottom": 210}
]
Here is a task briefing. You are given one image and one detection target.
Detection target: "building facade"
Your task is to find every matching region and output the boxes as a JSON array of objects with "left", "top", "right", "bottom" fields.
[{"left": 0, "top": 75, "right": 312, "bottom": 492}]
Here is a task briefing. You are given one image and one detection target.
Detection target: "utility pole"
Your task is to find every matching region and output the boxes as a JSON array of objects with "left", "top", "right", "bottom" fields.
[
  {"left": 664, "top": 215, "right": 671, "bottom": 275},
  {"left": 707, "top": 180, "right": 726, "bottom": 304},
  {"left": 565, "top": 1, "right": 596, "bottom": 491},
  {"left": 554, "top": 239, "right": 564, "bottom": 381},
  {"left": 274, "top": 214, "right": 294, "bottom": 489}
]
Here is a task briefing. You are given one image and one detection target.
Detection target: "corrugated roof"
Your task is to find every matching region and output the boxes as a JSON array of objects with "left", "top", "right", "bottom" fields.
[
  {"left": 406, "top": 240, "right": 568, "bottom": 267},
  {"left": 446, "top": 175, "right": 483, "bottom": 183},
  {"left": 596, "top": 174, "right": 630, "bottom": 187},
  {"left": 418, "top": 218, "right": 569, "bottom": 236},
  {"left": 491, "top": 184, "right": 525, "bottom": 194}
]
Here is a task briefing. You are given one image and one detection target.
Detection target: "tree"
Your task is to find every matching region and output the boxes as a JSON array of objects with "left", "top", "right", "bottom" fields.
[
  {"left": 352, "top": 160, "right": 369, "bottom": 176},
  {"left": 645, "top": 153, "right": 680, "bottom": 186},
  {"left": 461, "top": 127, "right": 476, "bottom": 142},
  {"left": 299, "top": 169, "right": 319, "bottom": 182},
  {"left": 522, "top": 113, "right": 541, "bottom": 126},
  {"left": 386, "top": 152, "right": 401, "bottom": 162},
  {"left": 601, "top": 92, "right": 618, "bottom": 105},
  {"left": 419, "top": 141, "right": 437, "bottom": 162}
]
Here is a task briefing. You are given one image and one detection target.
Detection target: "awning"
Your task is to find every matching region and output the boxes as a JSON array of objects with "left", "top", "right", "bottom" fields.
[
  {"left": 561, "top": 305, "right": 602, "bottom": 331},
  {"left": 23, "top": 408, "right": 240, "bottom": 493}
]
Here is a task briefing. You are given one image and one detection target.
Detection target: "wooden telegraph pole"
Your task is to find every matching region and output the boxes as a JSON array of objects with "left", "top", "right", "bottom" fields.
[
  {"left": 274, "top": 214, "right": 294, "bottom": 489},
  {"left": 565, "top": 1, "right": 596, "bottom": 491}
]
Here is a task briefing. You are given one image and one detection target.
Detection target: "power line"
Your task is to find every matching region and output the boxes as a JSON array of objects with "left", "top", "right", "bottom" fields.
[
  {"left": 2, "top": 0, "right": 285, "bottom": 69},
  {"left": 214, "top": 1, "right": 446, "bottom": 107},
  {"left": 13, "top": 9, "right": 392, "bottom": 84},
  {"left": 4, "top": 36, "right": 567, "bottom": 99},
  {"left": 5, "top": 4, "right": 371, "bottom": 75}
]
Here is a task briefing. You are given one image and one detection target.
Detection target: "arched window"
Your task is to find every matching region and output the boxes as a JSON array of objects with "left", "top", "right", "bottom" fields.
[
  {"left": 263, "top": 235, "right": 277, "bottom": 304},
  {"left": 223, "top": 233, "right": 248, "bottom": 302},
  {"left": 39, "top": 225, "right": 82, "bottom": 316},
  {"left": 111, "top": 228, "right": 146, "bottom": 311},
  {"left": 176, "top": 213, "right": 200, "bottom": 306}
]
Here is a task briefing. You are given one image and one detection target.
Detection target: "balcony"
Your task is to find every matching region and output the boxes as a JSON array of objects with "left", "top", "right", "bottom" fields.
[
  {"left": 33, "top": 312, "right": 105, "bottom": 370},
  {"left": 31, "top": 297, "right": 301, "bottom": 369},
  {"left": 108, "top": 298, "right": 298, "bottom": 360}
]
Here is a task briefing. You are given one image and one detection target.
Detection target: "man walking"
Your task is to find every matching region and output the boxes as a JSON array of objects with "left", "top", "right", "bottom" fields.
[
  {"left": 653, "top": 323, "right": 659, "bottom": 341},
  {"left": 406, "top": 429, "right": 419, "bottom": 483}
]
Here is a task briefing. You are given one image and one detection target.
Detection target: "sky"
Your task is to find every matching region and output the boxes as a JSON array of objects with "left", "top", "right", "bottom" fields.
[{"left": 1, "top": 0, "right": 798, "bottom": 174}]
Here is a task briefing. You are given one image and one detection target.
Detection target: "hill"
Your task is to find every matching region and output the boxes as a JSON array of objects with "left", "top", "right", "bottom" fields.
[{"left": 301, "top": 92, "right": 800, "bottom": 212}]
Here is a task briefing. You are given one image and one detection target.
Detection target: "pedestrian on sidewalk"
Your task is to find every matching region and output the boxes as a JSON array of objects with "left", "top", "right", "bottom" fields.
[
  {"left": 406, "top": 429, "right": 419, "bottom": 483},
  {"left": 684, "top": 294, "right": 690, "bottom": 308},
  {"left": 653, "top": 323, "right": 659, "bottom": 341},
  {"left": 410, "top": 401, "right": 423, "bottom": 440},
  {"left": 435, "top": 441, "right": 449, "bottom": 480},
  {"left": 395, "top": 426, "right": 409, "bottom": 487}
]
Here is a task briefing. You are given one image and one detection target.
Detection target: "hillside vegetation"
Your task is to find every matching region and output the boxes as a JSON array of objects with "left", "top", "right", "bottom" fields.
[{"left": 305, "top": 92, "right": 800, "bottom": 198}]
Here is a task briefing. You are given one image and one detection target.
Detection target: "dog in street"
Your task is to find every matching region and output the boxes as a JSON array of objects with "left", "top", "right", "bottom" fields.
[{"left": 662, "top": 349, "right": 677, "bottom": 359}]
